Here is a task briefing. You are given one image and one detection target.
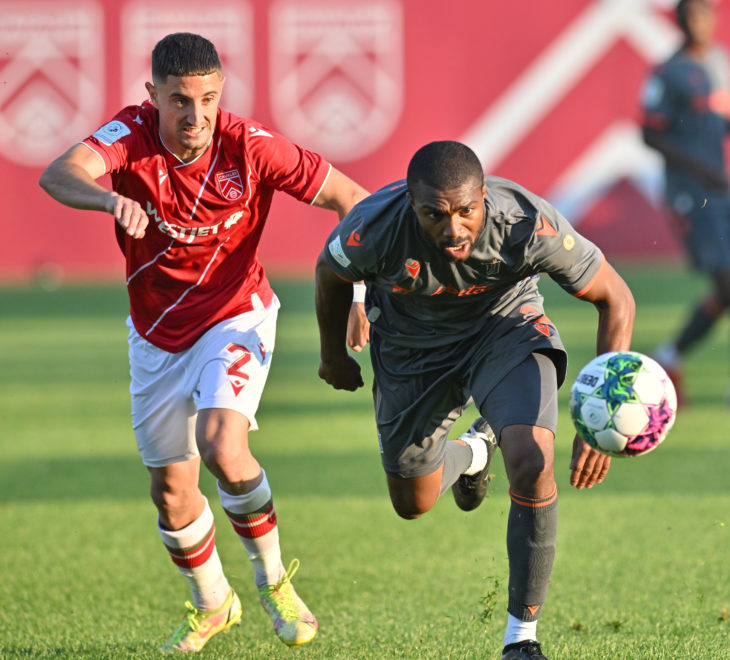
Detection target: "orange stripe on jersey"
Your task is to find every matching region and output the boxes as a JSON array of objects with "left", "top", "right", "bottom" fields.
[
  {"left": 572, "top": 255, "right": 607, "bottom": 298},
  {"left": 333, "top": 271, "right": 355, "bottom": 283},
  {"left": 509, "top": 486, "right": 557, "bottom": 508}
]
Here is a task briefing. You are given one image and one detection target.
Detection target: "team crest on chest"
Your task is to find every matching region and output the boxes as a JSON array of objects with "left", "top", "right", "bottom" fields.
[
  {"left": 405, "top": 259, "right": 421, "bottom": 279},
  {"left": 216, "top": 169, "right": 244, "bottom": 200}
]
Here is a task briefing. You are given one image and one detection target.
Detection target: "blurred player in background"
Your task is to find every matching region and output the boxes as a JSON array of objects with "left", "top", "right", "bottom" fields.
[
  {"left": 641, "top": 0, "right": 730, "bottom": 404},
  {"left": 39, "top": 32, "right": 368, "bottom": 652},
  {"left": 314, "top": 141, "right": 636, "bottom": 660}
]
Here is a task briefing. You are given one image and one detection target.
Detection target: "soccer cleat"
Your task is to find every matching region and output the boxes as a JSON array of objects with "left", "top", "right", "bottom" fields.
[
  {"left": 258, "top": 558, "right": 318, "bottom": 647},
  {"left": 502, "top": 640, "right": 549, "bottom": 659},
  {"left": 161, "top": 589, "right": 242, "bottom": 652},
  {"left": 452, "top": 417, "right": 497, "bottom": 511}
]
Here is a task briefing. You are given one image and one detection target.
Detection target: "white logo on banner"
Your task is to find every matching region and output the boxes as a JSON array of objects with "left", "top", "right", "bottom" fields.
[
  {"left": 269, "top": 1, "right": 403, "bottom": 162},
  {"left": 460, "top": 0, "right": 681, "bottom": 225},
  {"left": 0, "top": 2, "right": 104, "bottom": 166},
  {"left": 121, "top": 1, "right": 255, "bottom": 114}
]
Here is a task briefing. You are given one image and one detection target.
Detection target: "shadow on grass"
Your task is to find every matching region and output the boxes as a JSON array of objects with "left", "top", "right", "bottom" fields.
[
  {"left": 1, "top": 445, "right": 728, "bottom": 505},
  {"left": 0, "top": 450, "right": 386, "bottom": 504}
]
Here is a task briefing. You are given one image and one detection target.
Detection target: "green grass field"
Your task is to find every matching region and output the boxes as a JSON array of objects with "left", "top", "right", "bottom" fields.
[{"left": 1, "top": 264, "right": 728, "bottom": 659}]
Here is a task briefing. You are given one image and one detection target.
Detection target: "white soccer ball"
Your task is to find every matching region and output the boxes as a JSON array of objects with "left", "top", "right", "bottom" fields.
[{"left": 569, "top": 351, "right": 677, "bottom": 457}]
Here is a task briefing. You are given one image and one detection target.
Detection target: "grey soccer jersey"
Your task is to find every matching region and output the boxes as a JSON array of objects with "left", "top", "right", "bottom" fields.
[
  {"left": 641, "top": 46, "right": 730, "bottom": 205},
  {"left": 323, "top": 175, "right": 603, "bottom": 350}
]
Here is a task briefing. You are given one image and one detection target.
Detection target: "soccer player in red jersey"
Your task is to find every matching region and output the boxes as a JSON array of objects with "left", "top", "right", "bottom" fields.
[{"left": 39, "top": 32, "right": 368, "bottom": 652}]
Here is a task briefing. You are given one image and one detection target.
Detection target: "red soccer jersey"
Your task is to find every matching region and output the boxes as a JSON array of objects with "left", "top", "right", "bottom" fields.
[{"left": 82, "top": 101, "right": 330, "bottom": 352}]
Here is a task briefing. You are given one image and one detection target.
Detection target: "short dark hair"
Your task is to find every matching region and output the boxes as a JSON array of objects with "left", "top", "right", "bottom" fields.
[
  {"left": 151, "top": 32, "right": 222, "bottom": 83},
  {"left": 676, "top": 0, "right": 708, "bottom": 35},
  {"left": 406, "top": 141, "right": 484, "bottom": 192}
]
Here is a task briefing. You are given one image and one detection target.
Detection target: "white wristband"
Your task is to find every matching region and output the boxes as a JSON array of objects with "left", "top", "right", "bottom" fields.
[{"left": 352, "top": 283, "right": 366, "bottom": 303}]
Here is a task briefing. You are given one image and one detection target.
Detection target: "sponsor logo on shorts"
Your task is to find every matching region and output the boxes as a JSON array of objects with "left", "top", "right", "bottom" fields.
[{"left": 519, "top": 304, "right": 552, "bottom": 337}]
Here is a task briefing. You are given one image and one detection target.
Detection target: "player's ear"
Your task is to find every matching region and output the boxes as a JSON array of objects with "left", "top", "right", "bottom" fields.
[
  {"left": 145, "top": 81, "right": 159, "bottom": 108},
  {"left": 407, "top": 190, "right": 415, "bottom": 210}
]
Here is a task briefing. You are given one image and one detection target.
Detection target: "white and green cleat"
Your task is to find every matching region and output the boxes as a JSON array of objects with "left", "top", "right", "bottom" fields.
[
  {"left": 161, "top": 589, "right": 242, "bottom": 652},
  {"left": 258, "top": 558, "right": 318, "bottom": 647}
]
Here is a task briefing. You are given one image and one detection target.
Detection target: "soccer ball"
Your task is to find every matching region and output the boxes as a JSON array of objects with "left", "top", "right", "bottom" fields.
[{"left": 569, "top": 351, "right": 677, "bottom": 457}]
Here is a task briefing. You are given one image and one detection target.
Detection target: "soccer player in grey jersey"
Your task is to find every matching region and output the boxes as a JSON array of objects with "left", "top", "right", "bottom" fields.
[
  {"left": 314, "top": 141, "right": 635, "bottom": 660},
  {"left": 642, "top": 0, "right": 730, "bottom": 404}
]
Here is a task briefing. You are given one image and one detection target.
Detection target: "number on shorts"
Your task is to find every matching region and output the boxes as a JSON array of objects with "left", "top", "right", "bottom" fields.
[{"left": 226, "top": 343, "right": 252, "bottom": 396}]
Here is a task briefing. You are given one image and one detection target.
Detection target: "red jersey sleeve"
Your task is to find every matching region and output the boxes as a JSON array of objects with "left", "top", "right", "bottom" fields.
[
  {"left": 241, "top": 120, "right": 330, "bottom": 204},
  {"left": 81, "top": 104, "right": 153, "bottom": 173}
]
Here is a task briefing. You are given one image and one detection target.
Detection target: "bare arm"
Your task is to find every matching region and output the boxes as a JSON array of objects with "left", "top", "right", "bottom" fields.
[
  {"left": 312, "top": 166, "right": 372, "bottom": 351},
  {"left": 311, "top": 166, "right": 370, "bottom": 220},
  {"left": 642, "top": 126, "right": 729, "bottom": 191},
  {"left": 38, "top": 143, "right": 148, "bottom": 239},
  {"left": 569, "top": 258, "right": 636, "bottom": 489},
  {"left": 314, "top": 252, "right": 364, "bottom": 391}
]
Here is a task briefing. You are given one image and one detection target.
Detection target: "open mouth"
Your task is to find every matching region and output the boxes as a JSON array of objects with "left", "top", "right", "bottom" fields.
[
  {"left": 443, "top": 241, "right": 471, "bottom": 259},
  {"left": 183, "top": 126, "right": 206, "bottom": 138}
]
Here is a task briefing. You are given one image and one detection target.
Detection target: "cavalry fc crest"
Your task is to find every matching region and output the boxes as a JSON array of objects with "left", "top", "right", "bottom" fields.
[
  {"left": 269, "top": 1, "right": 403, "bottom": 162},
  {"left": 0, "top": 3, "right": 104, "bottom": 166},
  {"left": 216, "top": 169, "right": 245, "bottom": 201}
]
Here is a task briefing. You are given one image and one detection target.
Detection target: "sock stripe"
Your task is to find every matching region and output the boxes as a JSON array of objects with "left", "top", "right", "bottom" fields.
[
  {"left": 702, "top": 296, "right": 725, "bottom": 318},
  {"left": 164, "top": 523, "right": 217, "bottom": 569},
  {"left": 224, "top": 503, "right": 278, "bottom": 539},
  {"left": 509, "top": 486, "right": 557, "bottom": 508}
]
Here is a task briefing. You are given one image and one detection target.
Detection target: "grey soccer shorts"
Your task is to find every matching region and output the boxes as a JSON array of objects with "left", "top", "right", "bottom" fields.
[
  {"left": 371, "top": 336, "right": 562, "bottom": 479},
  {"left": 671, "top": 192, "right": 730, "bottom": 273}
]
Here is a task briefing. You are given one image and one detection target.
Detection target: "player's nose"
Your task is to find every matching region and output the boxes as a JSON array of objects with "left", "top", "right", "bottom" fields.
[
  {"left": 442, "top": 215, "right": 462, "bottom": 237},
  {"left": 188, "top": 102, "right": 206, "bottom": 126}
]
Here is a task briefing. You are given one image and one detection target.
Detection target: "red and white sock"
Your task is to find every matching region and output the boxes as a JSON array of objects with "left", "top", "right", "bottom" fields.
[
  {"left": 218, "top": 469, "right": 285, "bottom": 589},
  {"left": 158, "top": 497, "right": 230, "bottom": 610}
]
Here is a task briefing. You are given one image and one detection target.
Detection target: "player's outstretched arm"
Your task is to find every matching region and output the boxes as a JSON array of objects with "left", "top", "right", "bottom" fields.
[
  {"left": 315, "top": 253, "right": 364, "bottom": 391},
  {"left": 574, "top": 258, "right": 636, "bottom": 356},
  {"left": 39, "top": 144, "right": 148, "bottom": 239},
  {"left": 569, "top": 258, "right": 636, "bottom": 489},
  {"left": 642, "top": 127, "right": 729, "bottom": 191}
]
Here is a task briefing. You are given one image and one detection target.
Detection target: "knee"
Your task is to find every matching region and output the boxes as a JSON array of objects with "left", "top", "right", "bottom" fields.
[
  {"left": 387, "top": 478, "right": 439, "bottom": 520},
  {"left": 150, "top": 479, "right": 201, "bottom": 527},
  {"left": 391, "top": 499, "right": 430, "bottom": 520},
  {"left": 508, "top": 456, "right": 553, "bottom": 496}
]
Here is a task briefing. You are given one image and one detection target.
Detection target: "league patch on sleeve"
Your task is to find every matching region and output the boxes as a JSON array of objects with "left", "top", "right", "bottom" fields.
[
  {"left": 93, "top": 120, "right": 131, "bottom": 145},
  {"left": 328, "top": 234, "right": 351, "bottom": 268},
  {"left": 641, "top": 76, "right": 665, "bottom": 109}
]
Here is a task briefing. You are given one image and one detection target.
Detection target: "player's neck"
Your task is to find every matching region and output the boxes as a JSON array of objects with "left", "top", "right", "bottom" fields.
[
  {"left": 159, "top": 133, "right": 214, "bottom": 165},
  {"left": 684, "top": 39, "right": 712, "bottom": 57}
]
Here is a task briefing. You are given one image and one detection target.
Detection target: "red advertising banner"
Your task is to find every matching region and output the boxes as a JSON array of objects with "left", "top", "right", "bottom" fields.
[{"left": 2, "top": 0, "right": 728, "bottom": 283}]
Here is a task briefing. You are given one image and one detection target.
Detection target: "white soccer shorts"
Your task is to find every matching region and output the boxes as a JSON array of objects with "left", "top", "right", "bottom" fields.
[{"left": 126, "top": 297, "right": 280, "bottom": 467}]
